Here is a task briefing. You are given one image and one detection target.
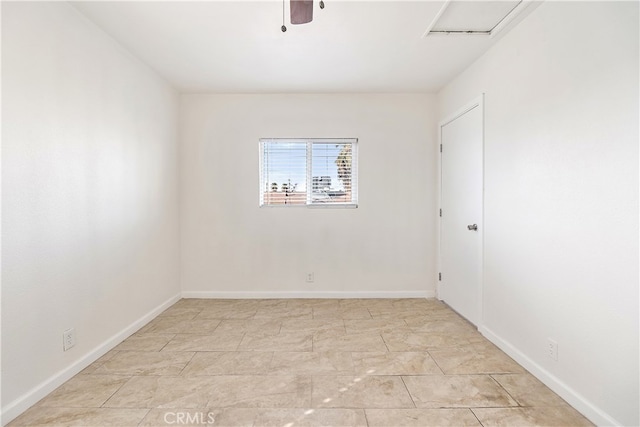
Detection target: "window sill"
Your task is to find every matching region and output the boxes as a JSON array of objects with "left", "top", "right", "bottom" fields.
[
  {"left": 260, "top": 203, "right": 358, "bottom": 209},
  {"left": 308, "top": 203, "right": 358, "bottom": 209}
]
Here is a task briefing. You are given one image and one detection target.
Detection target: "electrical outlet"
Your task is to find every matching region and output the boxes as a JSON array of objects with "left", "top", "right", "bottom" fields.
[
  {"left": 63, "top": 328, "right": 76, "bottom": 351},
  {"left": 306, "top": 272, "right": 314, "bottom": 283},
  {"left": 547, "top": 338, "right": 558, "bottom": 361}
]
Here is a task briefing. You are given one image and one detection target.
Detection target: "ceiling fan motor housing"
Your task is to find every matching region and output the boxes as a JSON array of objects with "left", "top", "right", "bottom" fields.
[{"left": 291, "top": 0, "right": 314, "bottom": 25}]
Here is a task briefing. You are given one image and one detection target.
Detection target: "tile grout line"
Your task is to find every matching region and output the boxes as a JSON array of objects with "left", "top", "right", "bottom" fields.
[
  {"left": 379, "top": 332, "right": 392, "bottom": 353},
  {"left": 156, "top": 334, "right": 176, "bottom": 352},
  {"left": 489, "top": 373, "right": 522, "bottom": 408},
  {"left": 135, "top": 408, "right": 152, "bottom": 427},
  {"left": 469, "top": 407, "right": 486, "bottom": 426},
  {"left": 363, "top": 407, "right": 371, "bottom": 427},
  {"left": 399, "top": 375, "right": 418, "bottom": 409},
  {"left": 100, "top": 375, "right": 139, "bottom": 409},
  {"left": 176, "top": 351, "right": 198, "bottom": 376},
  {"left": 425, "top": 348, "right": 447, "bottom": 375},
  {"left": 234, "top": 332, "right": 247, "bottom": 352}
]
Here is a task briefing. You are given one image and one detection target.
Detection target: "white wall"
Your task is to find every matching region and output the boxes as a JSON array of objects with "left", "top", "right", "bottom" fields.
[
  {"left": 1, "top": 2, "right": 180, "bottom": 422},
  {"left": 437, "top": 2, "right": 638, "bottom": 426},
  {"left": 180, "top": 94, "right": 437, "bottom": 298}
]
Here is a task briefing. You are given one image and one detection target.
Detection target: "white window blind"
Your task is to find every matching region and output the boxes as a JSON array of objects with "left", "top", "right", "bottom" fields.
[{"left": 259, "top": 138, "right": 358, "bottom": 207}]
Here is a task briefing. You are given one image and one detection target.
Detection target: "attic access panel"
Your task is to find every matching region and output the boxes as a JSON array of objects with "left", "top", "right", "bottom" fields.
[{"left": 424, "top": 0, "right": 524, "bottom": 36}]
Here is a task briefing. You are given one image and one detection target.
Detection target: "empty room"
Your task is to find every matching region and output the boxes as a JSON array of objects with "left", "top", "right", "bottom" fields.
[{"left": 2, "top": 1, "right": 638, "bottom": 426}]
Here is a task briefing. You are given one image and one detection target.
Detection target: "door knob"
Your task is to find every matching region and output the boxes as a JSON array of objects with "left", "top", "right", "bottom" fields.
[{"left": 467, "top": 224, "right": 478, "bottom": 231}]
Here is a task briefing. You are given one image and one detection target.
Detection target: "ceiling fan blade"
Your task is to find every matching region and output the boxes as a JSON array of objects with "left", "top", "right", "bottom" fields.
[{"left": 290, "top": 0, "right": 313, "bottom": 25}]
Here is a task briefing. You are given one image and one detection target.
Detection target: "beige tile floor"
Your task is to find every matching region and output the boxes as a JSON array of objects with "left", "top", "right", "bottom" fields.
[{"left": 10, "top": 298, "right": 593, "bottom": 427}]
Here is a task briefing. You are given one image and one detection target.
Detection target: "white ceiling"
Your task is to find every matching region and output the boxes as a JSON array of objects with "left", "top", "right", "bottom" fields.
[{"left": 71, "top": 1, "right": 538, "bottom": 93}]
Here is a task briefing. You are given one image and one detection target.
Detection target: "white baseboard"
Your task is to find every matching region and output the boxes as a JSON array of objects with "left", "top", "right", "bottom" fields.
[
  {"left": 181, "top": 290, "right": 435, "bottom": 299},
  {"left": 479, "top": 325, "right": 620, "bottom": 427},
  {"left": 1, "top": 293, "right": 181, "bottom": 426}
]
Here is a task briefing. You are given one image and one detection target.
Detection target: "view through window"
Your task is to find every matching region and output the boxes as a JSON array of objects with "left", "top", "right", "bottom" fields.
[{"left": 259, "top": 138, "right": 358, "bottom": 207}]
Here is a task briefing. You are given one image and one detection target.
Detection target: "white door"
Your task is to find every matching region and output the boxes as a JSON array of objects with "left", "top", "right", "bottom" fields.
[{"left": 439, "top": 98, "right": 483, "bottom": 326}]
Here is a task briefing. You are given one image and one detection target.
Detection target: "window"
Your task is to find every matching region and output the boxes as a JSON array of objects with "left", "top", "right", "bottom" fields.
[{"left": 259, "top": 138, "right": 358, "bottom": 207}]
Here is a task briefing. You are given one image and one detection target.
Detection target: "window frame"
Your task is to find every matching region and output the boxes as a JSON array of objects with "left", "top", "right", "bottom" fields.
[{"left": 259, "top": 138, "right": 358, "bottom": 208}]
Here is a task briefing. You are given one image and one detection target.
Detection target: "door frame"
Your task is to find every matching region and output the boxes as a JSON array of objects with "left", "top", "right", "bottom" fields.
[{"left": 437, "top": 94, "right": 485, "bottom": 326}]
